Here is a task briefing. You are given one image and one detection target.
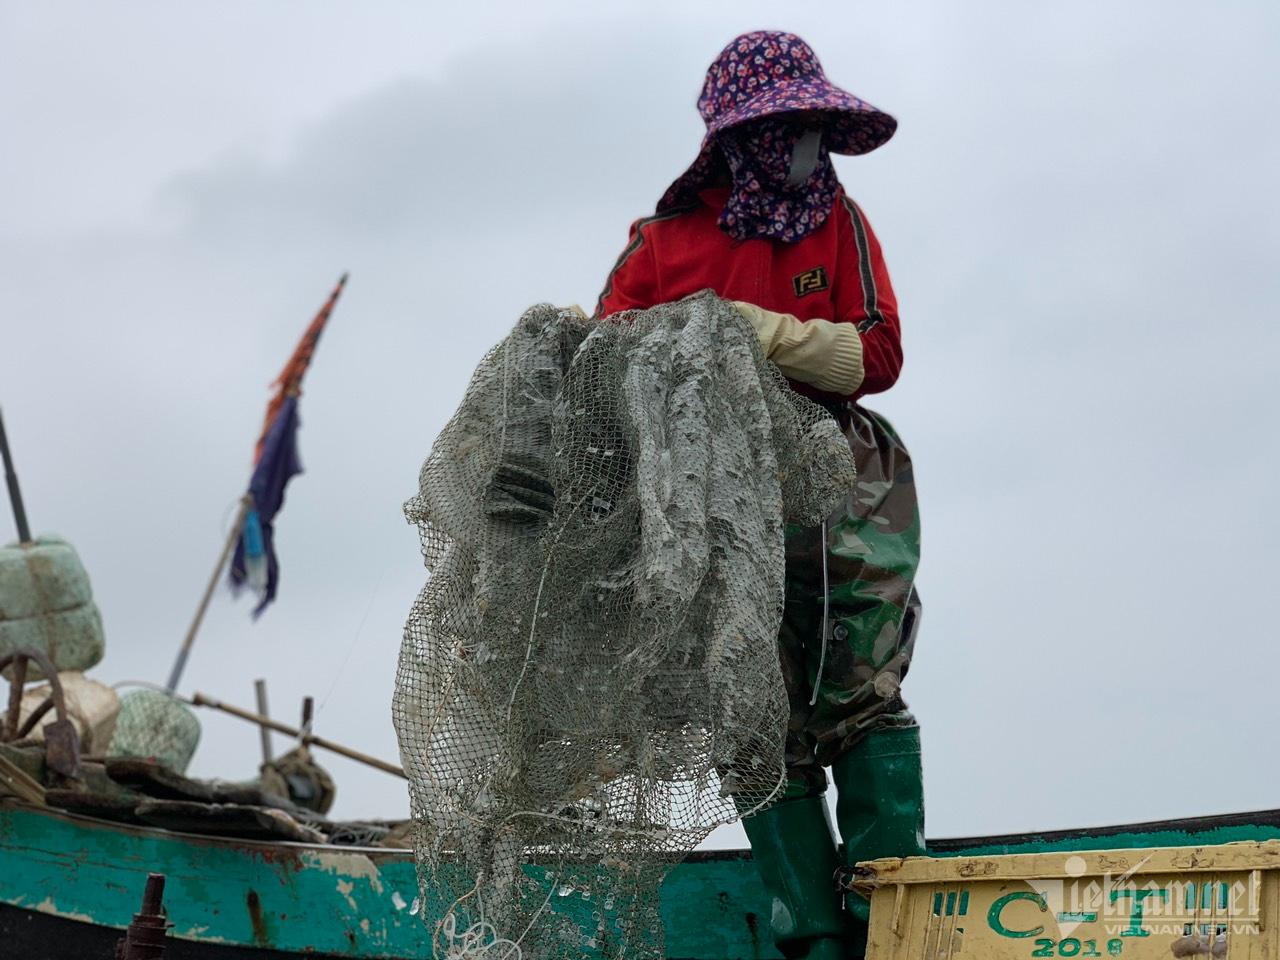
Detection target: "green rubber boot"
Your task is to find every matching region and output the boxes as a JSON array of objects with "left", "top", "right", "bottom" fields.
[
  {"left": 832, "top": 726, "right": 927, "bottom": 957},
  {"left": 742, "top": 785, "right": 846, "bottom": 960}
]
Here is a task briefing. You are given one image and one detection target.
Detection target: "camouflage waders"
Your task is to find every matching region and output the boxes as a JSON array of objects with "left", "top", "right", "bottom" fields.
[
  {"left": 780, "top": 404, "right": 922, "bottom": 792},
  {"left": 741, "top": 404, "right": 925, "bottom": 960}
]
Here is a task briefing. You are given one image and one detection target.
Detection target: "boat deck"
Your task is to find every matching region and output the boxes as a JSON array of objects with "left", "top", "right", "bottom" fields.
[{"left": 3, "top": 801, "right": 1280, "bottom": 958}]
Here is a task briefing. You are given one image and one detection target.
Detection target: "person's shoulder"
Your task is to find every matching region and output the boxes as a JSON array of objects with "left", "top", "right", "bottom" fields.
[
  {"left": 835, "top": 188, "right": 884, "bottom": 224},
  {"left": 634, "top": 201, "right": 703, "bottom": 238},
  {"left": 832, "top": 188, "right": 881, "bottom": 241}
]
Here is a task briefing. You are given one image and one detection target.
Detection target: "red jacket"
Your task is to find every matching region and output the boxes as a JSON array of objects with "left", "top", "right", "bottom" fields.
[{"left": 595, "top": 186, "right": 902, "bottom": 403}]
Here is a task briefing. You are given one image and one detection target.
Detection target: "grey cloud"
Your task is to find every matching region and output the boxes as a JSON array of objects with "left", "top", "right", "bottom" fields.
[{"left": 2, "top": 4, "right": 1278, "bottom": 838}]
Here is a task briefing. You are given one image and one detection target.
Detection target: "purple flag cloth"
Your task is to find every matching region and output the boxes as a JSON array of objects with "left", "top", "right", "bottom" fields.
[{"left": 229, "top": 394, "right": 303, "bottom": 616}]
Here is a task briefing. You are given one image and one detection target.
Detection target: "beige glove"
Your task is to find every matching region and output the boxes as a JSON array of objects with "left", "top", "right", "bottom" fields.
[{"left": 733, "top": 301, "right": 865, "bottom": 395}]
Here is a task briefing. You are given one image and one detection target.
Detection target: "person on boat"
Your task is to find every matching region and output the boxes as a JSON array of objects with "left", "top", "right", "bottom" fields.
[{"left": 595, "top": 30, "right": 925, "bottom": 960}]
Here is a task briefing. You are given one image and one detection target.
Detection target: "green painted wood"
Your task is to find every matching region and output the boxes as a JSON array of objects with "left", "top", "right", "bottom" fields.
[
  {"left": 0, "top": 805, "right": 426, "bottom": 956},
  {"left": 4, "top": 803, "right": 1280, "bottom": 958},
  {"left": 0, "top": 805, "right": 780, "bottom": 958},
  {"left": 929, "top": 810, "right": 1280, "bottom": 858}
]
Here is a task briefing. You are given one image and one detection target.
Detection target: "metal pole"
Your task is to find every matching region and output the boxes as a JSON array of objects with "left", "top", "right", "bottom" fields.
[
  {"left": 254, "top": 678, "right": 273, "bottom": 765},
  {"left": 190, "top": 691, "right": 405, "bottom": 778},
  {"left": 116, "top": 873, "right": 168, "bottom": 959},
  {"left": 165, "top": 495, "right": 253, "bottom": 694},
  {"left": 300, "top": 695, "right": 314, "bottom": 740},
  {"left": 0, "top": 407, "right": 32, "bottom": 544}
]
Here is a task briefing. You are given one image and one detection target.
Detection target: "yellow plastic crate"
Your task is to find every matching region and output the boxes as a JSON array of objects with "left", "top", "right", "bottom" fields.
[{"left": 853, "top": 841, "right": 1280, "bottom": 960}]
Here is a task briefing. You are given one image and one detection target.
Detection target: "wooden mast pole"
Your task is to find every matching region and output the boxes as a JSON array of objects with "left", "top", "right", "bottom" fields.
[
  {"left": 164, "top": 494, "right": 253, "bottom": 693},
  {"left": 163, "top": 273, "right": 347, "bottom": 696}
]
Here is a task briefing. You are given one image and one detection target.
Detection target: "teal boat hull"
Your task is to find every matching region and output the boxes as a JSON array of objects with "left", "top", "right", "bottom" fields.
[{"left": 4, "top": 801, "right": 1280, "bottom": 958}]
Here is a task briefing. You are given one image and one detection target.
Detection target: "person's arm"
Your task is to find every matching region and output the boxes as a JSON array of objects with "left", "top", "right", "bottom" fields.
[
  {"left": 834, "top": 195, "right": 902, "bottom": 397},
  {"left": 733, "top": 301, "right": 864, "bottom": 395},
  {"left": 594, "top": 218, "right": 661, "bottom": 317},
  {"left": 734, "top": 198, "right": 902, "bottom": 399}
]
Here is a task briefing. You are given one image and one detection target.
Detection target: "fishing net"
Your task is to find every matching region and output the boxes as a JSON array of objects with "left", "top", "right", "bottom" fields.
[
  {"left": 0, "top": 537, "right": 105, "bottom": 680},
  {"left": 394, "top": 291, "right": 857, "bottom": 959},
  {"left": 108, "top": 689, "right": 202, "bottom": 774}
]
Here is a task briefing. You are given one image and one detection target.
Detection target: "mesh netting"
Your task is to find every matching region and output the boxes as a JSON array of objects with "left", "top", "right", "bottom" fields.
[
  {"left": 394, "top": 292, "right": 857, "bottom": 959},
  {"left": 1, "top": 537, "right": 105, "bottom": 680},
  {"left": 108, "top": 689, "right": 202, "bottom": 774}
]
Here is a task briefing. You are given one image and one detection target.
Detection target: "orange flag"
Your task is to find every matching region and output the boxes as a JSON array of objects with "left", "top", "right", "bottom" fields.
[{"left": 254, "top": 273, "right": 348, "bottom": 463}]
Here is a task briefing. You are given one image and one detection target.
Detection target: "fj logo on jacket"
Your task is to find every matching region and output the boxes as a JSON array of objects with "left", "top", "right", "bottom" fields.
[{"left": 793, "top": 266, "right": 830, "bottom": 297}]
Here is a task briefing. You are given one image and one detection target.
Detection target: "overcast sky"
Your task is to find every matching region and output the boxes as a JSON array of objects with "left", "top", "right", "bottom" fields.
[{"left": 2, "top": 2, "right": 1277, "bottom": 846}]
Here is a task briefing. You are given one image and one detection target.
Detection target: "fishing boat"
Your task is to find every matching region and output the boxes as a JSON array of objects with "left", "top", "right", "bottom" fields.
[{"left": 3, "top": 798, "right": 1280, "bottom": 958}]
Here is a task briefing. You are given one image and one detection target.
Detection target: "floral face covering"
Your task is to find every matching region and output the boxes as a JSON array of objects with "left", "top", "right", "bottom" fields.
[{"left": 716, "top": 116, "right": 840, "bottom": 243}]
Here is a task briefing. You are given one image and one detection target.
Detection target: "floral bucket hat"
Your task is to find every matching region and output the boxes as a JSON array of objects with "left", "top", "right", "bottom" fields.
[{"left": 657, "top": 30, "right": 897, "bottom": 211}]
